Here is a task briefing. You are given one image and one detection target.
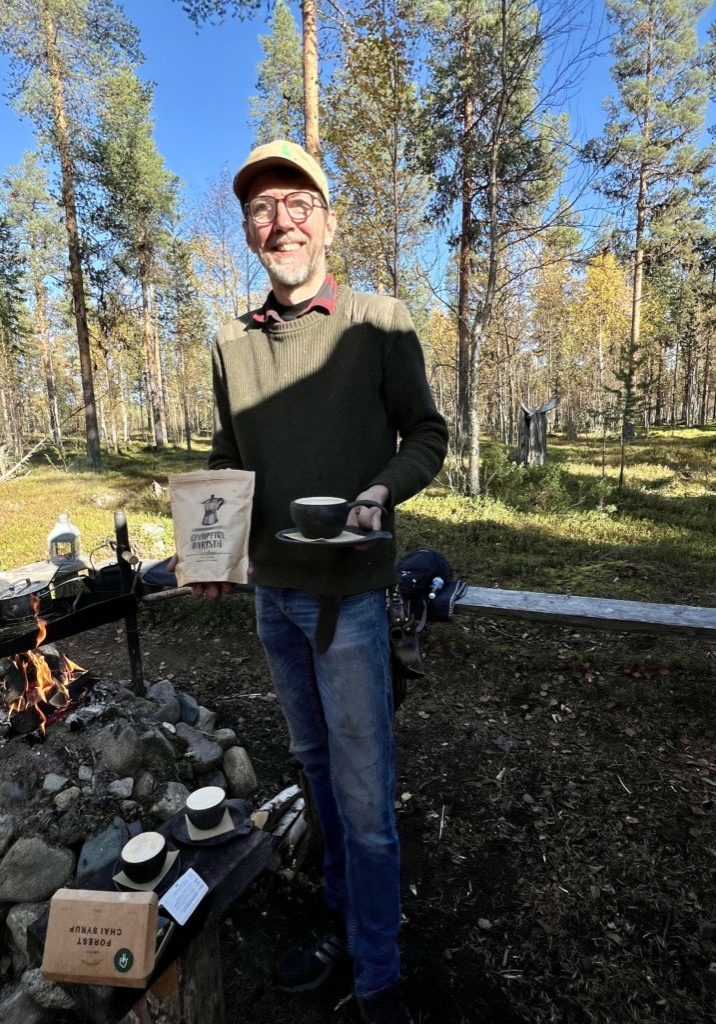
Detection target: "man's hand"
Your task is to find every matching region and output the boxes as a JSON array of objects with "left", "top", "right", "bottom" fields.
[
  {"left": 167, "top": 554, "right": 237, "bottom": 599},
  {"left": 347, "top": 485, "right": 390, "bottom": 532}
]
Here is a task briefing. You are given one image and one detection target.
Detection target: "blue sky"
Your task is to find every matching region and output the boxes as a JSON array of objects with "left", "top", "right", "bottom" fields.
[{"left": 0, "top": 1, "right": 714, "bottom": 208}]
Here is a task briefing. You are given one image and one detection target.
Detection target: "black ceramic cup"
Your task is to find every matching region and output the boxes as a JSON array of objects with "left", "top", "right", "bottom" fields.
[
  {"left": 120, "top": 832, "right": 167, "bottom": 883},
  {"left": 289, "top": 497, "right": 384, "bottom": 540},
  {"left": 186, "top": 786, "right": 227, "bottom": 830}
]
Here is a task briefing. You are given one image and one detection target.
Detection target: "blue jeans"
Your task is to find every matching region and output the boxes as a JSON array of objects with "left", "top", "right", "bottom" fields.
[{"left": 254, "top": 586, "right": 400, "bottom": 997}]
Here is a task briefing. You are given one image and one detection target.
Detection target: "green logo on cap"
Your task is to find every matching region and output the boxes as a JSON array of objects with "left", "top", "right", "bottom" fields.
[
  {"left": 114, "top": 948, "right": 134, "bottom": 973},
  {"left": 280, "top": 141, "right": 293, "bottom": 157}
]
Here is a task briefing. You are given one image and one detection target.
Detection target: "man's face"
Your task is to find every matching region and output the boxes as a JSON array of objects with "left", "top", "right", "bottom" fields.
[{"left": 243, "top": 169, "right": 336, "bottom": 295}]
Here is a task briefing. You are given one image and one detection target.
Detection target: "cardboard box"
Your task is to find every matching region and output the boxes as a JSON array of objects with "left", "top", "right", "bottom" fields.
[{"left": 42, "top": 889, "right": 159, "bottom": 988}]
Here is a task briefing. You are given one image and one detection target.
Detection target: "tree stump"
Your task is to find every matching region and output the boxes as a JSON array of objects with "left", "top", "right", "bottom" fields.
[
  {"left": 517, "top": 399, "right": 557, "bottom": 466},
  {"left": 119, "top": 926, "right": 225, "bottom": 1024}
]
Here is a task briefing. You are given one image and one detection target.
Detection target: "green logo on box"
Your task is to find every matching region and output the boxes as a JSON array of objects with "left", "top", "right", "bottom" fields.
[{"left": 114, "top": 948, "right": 134, "bottom": 973}]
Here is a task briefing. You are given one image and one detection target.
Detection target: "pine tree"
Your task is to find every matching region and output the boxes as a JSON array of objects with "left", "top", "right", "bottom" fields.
[
  {"left": 324, "top": 0, "right": 427, "bottom": 297},
  {"left": 177, "top": 0, "right": 321, "bottom": 153},
  {"left": 419, "top": 0, "right": 575, "bottom": 494},
  {"left": 249, "top": 0, "right": 304, "bottom": 145},
  {"left": 2, "top": 153, "right": 67, "bottom": 448},
  {"left": 585, "top": 0, "right": 714, "bottom": 486},
  {"left": 91, "top": 68, "right": 179, "bottom": 449},
  {"left": 0, "top": 0, "right": 141, "bottom": 469}
]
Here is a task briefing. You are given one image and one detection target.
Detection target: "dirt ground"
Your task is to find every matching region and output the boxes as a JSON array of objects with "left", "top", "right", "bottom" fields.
[{"left": 64, "top": 592, "right": 716, "bottom": 1024}]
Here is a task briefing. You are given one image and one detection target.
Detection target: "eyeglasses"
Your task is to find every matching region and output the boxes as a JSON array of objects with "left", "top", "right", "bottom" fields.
[{"left": 244, "top": 191, "right": 328, "bottom": 225}]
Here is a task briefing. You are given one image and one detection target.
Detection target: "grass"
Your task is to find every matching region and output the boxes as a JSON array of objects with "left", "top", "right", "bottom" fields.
[{"left": 1, "top": 427, "right": 715, "bottom": 607}]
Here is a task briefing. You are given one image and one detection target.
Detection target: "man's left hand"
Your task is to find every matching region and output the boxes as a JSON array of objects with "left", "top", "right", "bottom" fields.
[{"left": 347, "top": 485, "right": 390, "bottom": 532}]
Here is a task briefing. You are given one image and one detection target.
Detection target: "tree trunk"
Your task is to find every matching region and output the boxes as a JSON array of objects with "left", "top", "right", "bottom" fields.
[
  {"left": 619, "top": 158, "right": 646, "bottom": 489},
  {"left": 700, "top": 334, "right": 711, "bottom": 426},
  {"left": 302, "top": 0, "right": 319, "bottom": 155},
  {"left": 140, "top": 275, "right": 166, "bottom": 449},
  {"left": 457, "top": 92, "right": 473, "bottom": 442},
  {"left": 34, "top": 281, "right": 62, "bottom": 449},
  {"left": 153, "top": 307, "right": 168, "bottom": 446},
  {"left": 41, "top": 5, "right": 101, "bottom": 470},
  {"left": 517, "top": 405, "right": 548, "bottom": 466}
]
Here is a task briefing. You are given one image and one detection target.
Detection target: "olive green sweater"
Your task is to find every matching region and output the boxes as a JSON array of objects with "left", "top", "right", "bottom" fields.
[{"left": 209, "top": 284, "right": 448, "bottom": 595}]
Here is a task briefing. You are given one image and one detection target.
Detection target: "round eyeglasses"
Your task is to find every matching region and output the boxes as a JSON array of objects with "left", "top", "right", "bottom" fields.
[{"left": 244, "top": 191, "right": 328, "bottom": 225}]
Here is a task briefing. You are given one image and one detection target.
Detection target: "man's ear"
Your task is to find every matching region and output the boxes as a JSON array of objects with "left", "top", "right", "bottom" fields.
[
  {"left": 324, "top": 209, "right": 337, "bottom": 249},
  {"left": 243, "top": 219, "right": 257, "bottom": 253}
]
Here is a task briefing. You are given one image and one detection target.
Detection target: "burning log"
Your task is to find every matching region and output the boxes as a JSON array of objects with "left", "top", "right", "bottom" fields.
[
  {"left": 3, "top": 662, "right": 25, "bottom": 703},
  {"left": 8, "top": 705, "right": 47, "bottom": 736},
  {"left": 0, "top": 599, "right": 89, "bottom": 737}
]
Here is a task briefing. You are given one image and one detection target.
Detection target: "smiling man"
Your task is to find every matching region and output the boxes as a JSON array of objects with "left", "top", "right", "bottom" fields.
[{"left": 205, "top": 140, "right": 447, "bottom": 1024}]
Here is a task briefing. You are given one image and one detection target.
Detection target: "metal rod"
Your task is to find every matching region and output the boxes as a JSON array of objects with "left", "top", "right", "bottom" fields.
[{"left": 114, "top": 511, "right": 145, "bottom": 696}]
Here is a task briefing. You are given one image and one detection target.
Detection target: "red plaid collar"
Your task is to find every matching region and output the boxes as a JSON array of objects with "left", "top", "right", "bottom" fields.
[{"left": 251, "top": 274, "right": 337, "bottom": 325}]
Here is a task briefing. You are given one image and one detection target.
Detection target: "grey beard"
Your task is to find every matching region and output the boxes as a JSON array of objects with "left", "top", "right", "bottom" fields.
[{"left": 263, "top": 262, "right": 311, "bottom": 287}]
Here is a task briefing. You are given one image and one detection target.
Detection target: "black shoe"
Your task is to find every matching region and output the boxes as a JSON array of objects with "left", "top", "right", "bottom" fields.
[
  {"left": 274, "top": 930, "right": 349, "bottom": 992},
  {"left": 357, "top": 983, "right": 414, "bottom": 1024}
]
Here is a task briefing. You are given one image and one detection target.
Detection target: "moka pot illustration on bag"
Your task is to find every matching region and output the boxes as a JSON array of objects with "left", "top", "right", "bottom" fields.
[{"left": 201, "top": 494, "right": 225, "bottom": 526}]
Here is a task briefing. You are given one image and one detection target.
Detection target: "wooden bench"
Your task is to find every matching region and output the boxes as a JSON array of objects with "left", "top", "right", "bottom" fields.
[
  {"left": 453, "top": 586, "right": 716, "bottom": 638},
  {"left": 143, "top": 581, "right": 716, "bottom": 639}
]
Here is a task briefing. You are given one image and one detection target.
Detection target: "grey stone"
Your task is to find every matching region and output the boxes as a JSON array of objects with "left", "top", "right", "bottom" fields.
[
  {"left": 108, "top": 777, "right": 134, "bottom": 799},
  {"left": 223, "top": 746, "right": 258, "bottom": 798},
  {"left": 121, "top": 800, "right": 140, "bottom": 817},
  {"left": 0, "top": 838, "right": 75, "bottom": 902},
  {"left": 177, "top": 691, "right": 200, "bottom": 725},
  {"left": 54, "top": 786, "right": 80, "bottom": 812},
  {"left": 77, "top": 817, "right": 128, "bottom": 884},
  {"left": 133, "top": 771, "right": 156, "bottom": 802},
  {"left": 138, "top": 728, "right": 177, "bottom": 771},
  {"left": 0, "top": 813, "right": 16, "bottom": 858},
  {"left": 148, "top": 679, "right": 177, "bottom": 702},
  {"left": 21, "top": 968, "right": 77, "bottom": 1010},
  {"left": 7, "top": 903, "right": 47, "bottom": 972},
  {"left": 175, "top": 721, "right": 223, "bottom": 776},
  {"left": 151, "top": 698, "right": 181, "bottom": 724},
  {"left": 0, "top": 983, "right": 44, "bottom": 1024},
  {"left": 77, "top": 765, "right": 93, "bottom": 783},
  {"left": 202, "top": 770, "right": 228, "bottom": 791},
  {"left": 42, "top": 774, "right": 69, "bottom": 794},
  {"left": 0, "top": 781, "right": 25, "bottom": 810},
  {"left": 150, "top": 782, "right": 189, "bottom": 822},
  {"left": 213, "top": 728, "right": 237, "bottom": 750},
  {"left": 93, "top": 719, "right": 142, "bottom": 775},
  {"left": 147, "top": 682, "right": 181, "bottom": 724},
  {"left": 196, "top": 706, "right": 217, "bottom": 732}
]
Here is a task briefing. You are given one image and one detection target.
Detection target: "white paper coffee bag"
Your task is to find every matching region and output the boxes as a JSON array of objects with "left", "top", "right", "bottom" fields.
[{"left": 169, "top": 469, "right": 255, "bottom": 586}]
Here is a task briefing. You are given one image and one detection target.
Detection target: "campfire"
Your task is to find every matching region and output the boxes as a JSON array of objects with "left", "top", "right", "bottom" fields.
[{"left": 1, "top": 596, "right": 92, "bottom": 737}]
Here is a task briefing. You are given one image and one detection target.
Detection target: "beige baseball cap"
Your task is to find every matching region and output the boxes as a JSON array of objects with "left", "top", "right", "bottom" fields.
[{"left": 233, "top": 140, "right": 330, "bottom": 207}]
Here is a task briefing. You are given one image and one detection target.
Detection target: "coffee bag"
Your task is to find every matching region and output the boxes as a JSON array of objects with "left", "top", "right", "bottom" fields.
[{"left": 169, "top": 469, "right": 255, "bottom": 586}]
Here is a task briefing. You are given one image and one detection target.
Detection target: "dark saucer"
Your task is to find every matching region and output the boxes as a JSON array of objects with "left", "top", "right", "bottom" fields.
[
  {"left": 276, "top": 527, "right": 392, "bottom": 546},
  {"left": 171, "top": 798, "right": 253, "bottom": 847},
  {"left": 113, "top": 846, "right": 181, "bottom": 894}
]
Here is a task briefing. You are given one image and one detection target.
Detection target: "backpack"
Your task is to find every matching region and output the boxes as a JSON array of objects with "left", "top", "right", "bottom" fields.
[{"left": 389, "top": 549, "right": 467, "bottom": 705}]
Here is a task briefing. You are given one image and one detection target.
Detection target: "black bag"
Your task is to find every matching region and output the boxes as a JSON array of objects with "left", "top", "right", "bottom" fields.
[{"left": 389, "top": 549, "right": 467, "bottom": 705}]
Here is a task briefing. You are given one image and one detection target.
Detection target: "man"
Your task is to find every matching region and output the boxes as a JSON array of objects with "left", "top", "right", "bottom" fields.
[{"left": 200, "top": 139, "right": 447, "bottom": 1024}]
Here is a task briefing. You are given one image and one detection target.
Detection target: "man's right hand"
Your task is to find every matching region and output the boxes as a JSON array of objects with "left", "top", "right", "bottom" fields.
[{"left": 167, "top": 555, "right": 236, "bottom": 600}]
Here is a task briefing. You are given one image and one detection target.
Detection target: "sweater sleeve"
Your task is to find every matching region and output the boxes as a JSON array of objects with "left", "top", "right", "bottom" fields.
[
  {"left": 208, "top": 339, "right": 244, "bottom": 470},
  {"left": 368, "top": 300, "right": 448, "bottom": 507}
]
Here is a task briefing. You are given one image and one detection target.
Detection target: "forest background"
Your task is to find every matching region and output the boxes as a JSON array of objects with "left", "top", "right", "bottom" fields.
[{"left": 1, "top": 0, "right": 716, "bottom": 537}]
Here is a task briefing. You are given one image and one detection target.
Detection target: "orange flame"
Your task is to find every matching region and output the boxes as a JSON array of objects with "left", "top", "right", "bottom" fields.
[
  {"left": 30, "top": 594, "right": 47, "bottom": 646},
  {"left": 1, "top": 595, "right": 84, "bottom": 733}
]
